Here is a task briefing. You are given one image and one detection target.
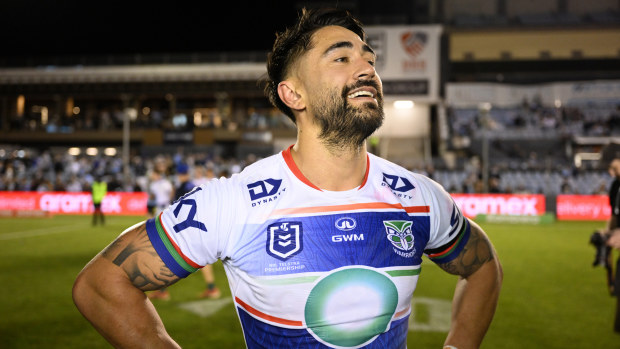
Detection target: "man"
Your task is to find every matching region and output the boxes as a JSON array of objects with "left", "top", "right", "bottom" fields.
[
  {"left": 91, "top": 175, "right": 107, "bottom": 226},
  {"left": 148, "top": 169, "right": 173, "bottom": 216},
  {"left": 73, "top": 8, "right": 502, "bottom": 348},
  {"left": 602, "top": 158, "right": 620, "bottom": 332}
]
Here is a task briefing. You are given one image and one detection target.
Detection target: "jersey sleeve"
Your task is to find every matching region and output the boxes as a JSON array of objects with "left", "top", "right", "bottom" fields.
[
  {"left": 421, "top": 177, "right": 471, "bottom": 265},
  {"left": 145, "top": 177, "right": 237, "bottom": 278}
]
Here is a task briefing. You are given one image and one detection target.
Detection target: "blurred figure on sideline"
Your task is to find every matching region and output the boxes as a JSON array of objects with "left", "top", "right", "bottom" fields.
[
  {"left": 91, "top": 175, "right": 107, "bottom": 226},
  {"left": 148, "top": 169, "right": 173, "bottom": 217},
  {"left": 598, "top": 158, "right": 620, "bottom": 333},
  {"left": 148, "top": 163, "right": 221, "bottom": 301}
]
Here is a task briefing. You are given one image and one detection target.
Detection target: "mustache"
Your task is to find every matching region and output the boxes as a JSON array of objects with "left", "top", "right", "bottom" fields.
[{"left": 341, "top": 80, "right": 382, "bottom": 99}]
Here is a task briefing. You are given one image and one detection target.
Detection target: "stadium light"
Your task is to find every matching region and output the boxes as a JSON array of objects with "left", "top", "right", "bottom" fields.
[
  {"left": 86, "top": 147, "right": 98, "bottom": 156},
  {"left": 104, "top": 148, "right": 117, "bottom": 156},
  {"left": 194, "top": 111, "right": 202, "bottom": 126},
  {"left": 574, "top": 152, "right": 601, "bottom": 168},
  {"left": 393, "top": 100, "right": 414, "bottom": 109},
  {"left": 68, "top": 147, "right": 81, "bottom": 156}
]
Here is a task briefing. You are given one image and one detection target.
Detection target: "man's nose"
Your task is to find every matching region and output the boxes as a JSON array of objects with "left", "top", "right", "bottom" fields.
[{"left": 354, "top": 58, "right": 376, "bottom": 81}]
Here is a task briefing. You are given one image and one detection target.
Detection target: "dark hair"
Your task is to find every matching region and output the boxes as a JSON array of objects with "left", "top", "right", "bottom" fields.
[{"left": 261, "top": 7, "right": 366, "bottom": 123}]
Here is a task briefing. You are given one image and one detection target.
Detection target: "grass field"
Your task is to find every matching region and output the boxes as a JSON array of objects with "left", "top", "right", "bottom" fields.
[{"left": 1, "top": 215, "right": 619, "bottom": 348}]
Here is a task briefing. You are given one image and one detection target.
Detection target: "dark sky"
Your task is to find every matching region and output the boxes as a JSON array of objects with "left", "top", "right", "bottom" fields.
[{"left": 0, "top": 1, "right": 305, "bottom": 56}]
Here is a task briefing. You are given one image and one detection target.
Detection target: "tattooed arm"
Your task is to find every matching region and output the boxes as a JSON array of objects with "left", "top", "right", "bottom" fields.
[
  {"left": 438, "top": 219, "right": 503, "bottom": 349},
  {"left": 72, "top": 221, "right": 182, "bottom": 348}
]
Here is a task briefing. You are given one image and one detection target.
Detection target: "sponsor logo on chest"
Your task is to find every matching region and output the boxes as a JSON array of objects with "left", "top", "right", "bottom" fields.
[
  {"left": 382, "top": 173, "right": 415, "bottom": 199},
  {"left": 333, "top": 217, "right": 364, "bottom": 243},
  {"left": 247, "top": 178, "right": 286, "bottom": 207}
]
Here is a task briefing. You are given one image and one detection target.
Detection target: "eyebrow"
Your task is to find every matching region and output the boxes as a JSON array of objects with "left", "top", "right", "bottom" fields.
[{"left": 322, "top": 40, "right": 376, "bottom": 57}]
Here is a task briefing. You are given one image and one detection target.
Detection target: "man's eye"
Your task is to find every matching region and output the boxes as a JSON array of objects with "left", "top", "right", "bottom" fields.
[
  {"left": 335, "top": 57, "right": 348, "bottom": 63},
  {"left": 368, "top": 60, "right": 375, "bottom": 66}
]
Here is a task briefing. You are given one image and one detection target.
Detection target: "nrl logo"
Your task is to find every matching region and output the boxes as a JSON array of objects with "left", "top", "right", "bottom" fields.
[
  {"left": 383, "top": 220, "right": 415, "bottom": 251},
  {"left": 266, "top": 221, "right": 303, "bottom": 261}
]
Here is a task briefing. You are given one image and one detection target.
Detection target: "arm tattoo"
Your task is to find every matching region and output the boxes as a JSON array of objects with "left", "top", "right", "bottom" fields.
[
  {"left": 102, "top": 223, "right": 179, "bottom": 291},
  {"left": 437, "top": 224, "right": 495, "bottom": 278}
]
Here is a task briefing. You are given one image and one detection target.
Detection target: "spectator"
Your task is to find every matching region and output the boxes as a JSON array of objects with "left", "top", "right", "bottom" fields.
[{"left": 91, "top": 175, "right": 107, "bottom": 226}]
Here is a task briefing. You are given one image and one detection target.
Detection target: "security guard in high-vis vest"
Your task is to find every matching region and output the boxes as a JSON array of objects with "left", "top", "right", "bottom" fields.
[{"left": 91, "top": 176, "right": 107, "bottom": 226}]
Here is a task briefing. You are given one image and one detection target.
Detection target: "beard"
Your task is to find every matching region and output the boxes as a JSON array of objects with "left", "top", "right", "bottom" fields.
[{"left": 311, "top": 80, "right": 384, "bottom": 151}]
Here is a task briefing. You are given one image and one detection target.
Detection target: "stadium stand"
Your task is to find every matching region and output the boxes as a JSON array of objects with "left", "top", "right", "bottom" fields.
[{"left": 1, "top": 0, "right": 619, "bottom": 206}]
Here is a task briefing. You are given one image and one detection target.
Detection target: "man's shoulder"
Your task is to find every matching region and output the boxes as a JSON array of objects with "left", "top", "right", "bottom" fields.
[
  {"left": 237, "top": 152, "right": 283, "bottom": 177},
  {"left": 215, "top": 152, "right": 285, "bottom": 190},
  {"left": 369, "top": 153, "right": 430, "bottom": 181},
  {"left": 369, "top": 153, "right": 446, "bottom": 195}
]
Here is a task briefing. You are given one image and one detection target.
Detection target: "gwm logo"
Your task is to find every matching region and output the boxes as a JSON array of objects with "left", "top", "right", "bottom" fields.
[
  {"left": 401, "top": 31, "right": 427, "bottom": 58},
  {"left": 266, "top": 222, "right": 303, "bottom": 261},
  {"left": 384, "top": 220, "right": 416, "bottom": 258},
  {"left": 335, "top": 217, "right": 356, "bottom": 231}
]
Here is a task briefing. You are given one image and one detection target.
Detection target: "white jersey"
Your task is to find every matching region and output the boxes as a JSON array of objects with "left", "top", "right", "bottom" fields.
[
  {"left": 149, "top": 177, "right": 173, "bottom": 207},
  {"left": 147, "top": 147, "right": 470, "bottom": 349}
]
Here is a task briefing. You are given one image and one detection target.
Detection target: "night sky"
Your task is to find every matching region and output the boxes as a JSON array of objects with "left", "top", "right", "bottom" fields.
[{"left": 0, "top": 1, "right": 306, "bottom": 56}]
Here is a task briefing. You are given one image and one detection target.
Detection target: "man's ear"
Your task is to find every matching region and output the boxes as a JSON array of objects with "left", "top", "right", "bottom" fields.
[{"left": 277, "top": 81, "right": 305, "bottom": 111}]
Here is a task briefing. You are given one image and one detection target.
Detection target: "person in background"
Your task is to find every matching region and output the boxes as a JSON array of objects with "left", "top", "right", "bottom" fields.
[
  {"left": 148, "top": 163, "right": 221, "bottom": 301},
  {"left": 600, "top": 157, "right": 620, "bottom": 333},
  {"left": 91, "top": 175, "right": 107, "bottom": 226},
  {"left": 149, "top": 169, "right": 173, "bottom": 217}
]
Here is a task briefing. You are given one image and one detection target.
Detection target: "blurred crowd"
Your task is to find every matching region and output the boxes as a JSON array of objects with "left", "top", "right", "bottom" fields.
[
  {"left": 0, "top": 146, "right": 611, "bottom": 197},
  {"left": 0, "top": 148, "right": 259, "bottom": 196},
  {"left": 449, "top": 101, "right": 620, "bottom": 139},
  {"left": 9, "top": 105, "right": 296, "bottom": 133}
]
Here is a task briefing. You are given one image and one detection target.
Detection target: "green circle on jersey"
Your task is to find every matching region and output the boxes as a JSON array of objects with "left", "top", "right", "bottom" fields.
[{"left": 304, "top": 267, "right": 398, "bottom": 347}]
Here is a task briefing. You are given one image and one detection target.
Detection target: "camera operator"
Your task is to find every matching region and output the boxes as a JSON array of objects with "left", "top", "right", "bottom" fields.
[{"left": 602, "top": 158, "right": 620, "bottom": 333}]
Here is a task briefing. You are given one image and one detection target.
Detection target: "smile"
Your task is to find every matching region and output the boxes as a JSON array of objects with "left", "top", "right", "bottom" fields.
[{"left": 347, "top": 90, "right": 375, "bottom": 99}]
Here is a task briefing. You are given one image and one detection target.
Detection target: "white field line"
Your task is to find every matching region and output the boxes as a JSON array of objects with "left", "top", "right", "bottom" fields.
[{"left": 0, "top": 224, "right": 88, "bottom": 240}]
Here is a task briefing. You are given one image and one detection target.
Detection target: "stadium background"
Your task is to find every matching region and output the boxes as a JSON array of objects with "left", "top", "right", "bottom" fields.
[{"left": 1, "top": 0, "right": 620, "bottom": 348}]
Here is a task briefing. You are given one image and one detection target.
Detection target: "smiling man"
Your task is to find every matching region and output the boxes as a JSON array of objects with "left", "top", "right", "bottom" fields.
[{"left": 73, "top": 8, "right": 502, "bottom": 349}]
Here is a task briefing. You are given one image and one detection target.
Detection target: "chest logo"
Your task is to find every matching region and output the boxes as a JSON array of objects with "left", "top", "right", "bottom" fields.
[
  {"left": 335, "top": 217, "right": 357, "bottom": 231},
  {"left": 248, "top": 178, "right": 282, "bottom": 201},
  {"left": 382, "top": 173, "right": 415, "bottom": 193},
  {"left": 266, "top": 222, "right": 303, "bottom": 261},
  {"left": 383, "top": 220, "right": 415, "bottom": 251}
]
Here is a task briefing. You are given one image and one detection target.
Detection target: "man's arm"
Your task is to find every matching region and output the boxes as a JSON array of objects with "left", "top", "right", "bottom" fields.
[
  {"left": 436, "top": 219, "right": 503, "bottom": 349},
  {"left": 72, "top": 221, "right": 182, "bottom": 348}
]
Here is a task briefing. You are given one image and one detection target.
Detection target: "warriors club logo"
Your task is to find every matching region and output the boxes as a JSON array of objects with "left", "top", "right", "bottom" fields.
[
  {"left": 266, "top": 221, "right": 303, "bottom": 261},
  {"left": 383, "top": 220, "right": 415, "bottom": 252}
]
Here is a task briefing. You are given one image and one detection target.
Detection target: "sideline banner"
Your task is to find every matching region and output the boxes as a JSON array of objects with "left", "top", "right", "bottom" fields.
[
  {"left": 0, "top": 191, "right": 147, "bottom": 215},
  {"left": 451, "top": 194, "right": 546, "bottom": 219},
  {"left": 556, "top": 194, "right": 610, "bottom": 221}
]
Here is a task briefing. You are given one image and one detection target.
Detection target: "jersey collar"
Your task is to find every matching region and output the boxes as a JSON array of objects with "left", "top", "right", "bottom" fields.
[{"left": 282, "top": 145, "right": 370, "bottom": 192}]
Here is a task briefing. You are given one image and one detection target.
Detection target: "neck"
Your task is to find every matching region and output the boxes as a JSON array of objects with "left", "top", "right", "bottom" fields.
[{"left": 290, "top": 133, "right": 368, "bottom": 191}]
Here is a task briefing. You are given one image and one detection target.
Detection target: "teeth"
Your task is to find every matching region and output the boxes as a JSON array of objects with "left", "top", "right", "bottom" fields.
[{"left": 348, "top": 91, "right": 374, "bottom": 98}]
